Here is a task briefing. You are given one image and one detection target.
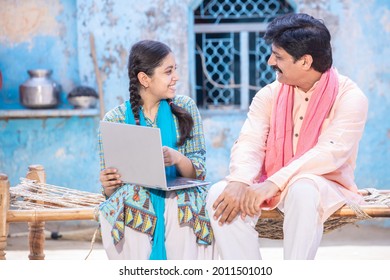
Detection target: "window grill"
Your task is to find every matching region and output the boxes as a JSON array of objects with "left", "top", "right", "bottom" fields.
[
  {"left": 195, "top": 0, "right": 293, "bottom": 23},
  {"left": 194, "top": 0, "right": 294, "bottom": 108}
]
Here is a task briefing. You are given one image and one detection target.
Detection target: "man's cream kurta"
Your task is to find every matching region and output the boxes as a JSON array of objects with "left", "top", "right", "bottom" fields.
[{"left": 226, "top": 70, "right": 368, "bottom": 220}]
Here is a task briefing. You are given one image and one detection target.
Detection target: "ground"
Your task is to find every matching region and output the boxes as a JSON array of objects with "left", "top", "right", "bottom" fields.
[{"left": 4, "top": 219, "right": 390, "bottom": 260}]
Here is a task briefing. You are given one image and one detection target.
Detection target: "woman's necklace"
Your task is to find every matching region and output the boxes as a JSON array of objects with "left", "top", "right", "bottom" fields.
[{"left": 141, "top": 107, "right": 157, "bottom": 126}]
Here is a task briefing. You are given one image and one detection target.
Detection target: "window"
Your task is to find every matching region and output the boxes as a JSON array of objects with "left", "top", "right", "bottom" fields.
[{"left": 194, "top": 0, "right": 294, "bottom": 109}]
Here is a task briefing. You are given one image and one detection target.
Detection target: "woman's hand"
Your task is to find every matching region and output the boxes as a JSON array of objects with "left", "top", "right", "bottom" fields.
[
  {"left": 162, "top": 146, "right": 196, "bottom": 178},
  {"left": 162, "top": 146, "right": 182, "bottom": 166},
  {"left": 100, "top": 168, "right": 122, "bottom": 197}
]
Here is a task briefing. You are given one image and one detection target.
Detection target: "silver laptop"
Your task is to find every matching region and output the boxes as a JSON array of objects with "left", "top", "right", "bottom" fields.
[{"left": 99, "top": 121, "right": 210, "bottom": 191}]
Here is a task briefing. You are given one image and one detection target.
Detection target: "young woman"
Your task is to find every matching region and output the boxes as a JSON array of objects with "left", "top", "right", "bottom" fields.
[{"left": 98, "top": 40, "right": 215, "bottom": 260}]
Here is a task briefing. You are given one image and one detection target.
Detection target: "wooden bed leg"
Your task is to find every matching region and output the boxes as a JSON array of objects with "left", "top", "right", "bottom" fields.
[
  {"left": 28, "top": 221, "right": 45, "bottom": 260},
  {"left": 0, "top": 173, "right": 10, "bottom": 260},
  {"left": 26, "top": 165, "right": 46, "bottom": 260}
]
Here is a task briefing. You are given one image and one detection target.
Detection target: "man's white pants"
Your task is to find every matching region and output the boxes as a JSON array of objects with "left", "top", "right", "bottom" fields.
[
  {"left": 100, "top": 191, "right": 217, "bottom": 260},
  {"left": 206, "top": 178, "right": 324, "bottom": 260}
]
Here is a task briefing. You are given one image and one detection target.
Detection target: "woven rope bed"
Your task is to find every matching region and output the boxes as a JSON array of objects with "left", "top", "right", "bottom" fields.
[{"left": 1, "top": 165, "right": 389, "bottom": 260}]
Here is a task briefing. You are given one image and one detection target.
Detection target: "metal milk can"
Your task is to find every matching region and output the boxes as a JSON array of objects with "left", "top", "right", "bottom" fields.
[{"left": 19, "top": 69, "right": 61, "bottom": 109}]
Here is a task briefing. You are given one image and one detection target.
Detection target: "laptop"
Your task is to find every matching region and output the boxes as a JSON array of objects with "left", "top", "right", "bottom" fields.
[{"left": 99, "top": 121, "right": 210, "bottom": 191}]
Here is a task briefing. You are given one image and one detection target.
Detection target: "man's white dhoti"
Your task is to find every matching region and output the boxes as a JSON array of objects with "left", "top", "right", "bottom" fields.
[{"left": 206, "top": 175, "right": 362, "bottom": 260}]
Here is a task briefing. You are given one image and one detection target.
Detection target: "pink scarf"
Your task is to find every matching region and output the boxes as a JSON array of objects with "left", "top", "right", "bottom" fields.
[{"left": 261, "top": 68, "right": 338, "bottom": 206}]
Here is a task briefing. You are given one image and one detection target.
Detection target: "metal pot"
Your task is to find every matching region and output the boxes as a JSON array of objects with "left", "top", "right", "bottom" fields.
[
  {"left": 19, "top": 69, "right": 61, "bottom": 109},
  {"left": 67, "top": 86, "right": 98, "bottom": 109}
]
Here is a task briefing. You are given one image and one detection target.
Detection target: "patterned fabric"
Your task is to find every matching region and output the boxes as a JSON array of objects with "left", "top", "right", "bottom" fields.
[{"left": 98, "top": 95, "right": 213, "bottom": 245}]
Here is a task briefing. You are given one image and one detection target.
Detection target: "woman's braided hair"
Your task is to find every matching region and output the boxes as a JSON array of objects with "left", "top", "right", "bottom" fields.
[{"left": 128, "top": 40, "right": 193, "bottom": 146}]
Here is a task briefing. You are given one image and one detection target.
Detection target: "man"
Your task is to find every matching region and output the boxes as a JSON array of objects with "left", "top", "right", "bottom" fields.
[{"left": 206, "top": 13, "right": 368, "bottom": 260}]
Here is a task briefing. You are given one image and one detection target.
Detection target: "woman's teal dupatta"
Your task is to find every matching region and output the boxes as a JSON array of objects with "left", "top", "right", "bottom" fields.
[{"left": 125, "top": 100, "right": 177, "bottom": 260}]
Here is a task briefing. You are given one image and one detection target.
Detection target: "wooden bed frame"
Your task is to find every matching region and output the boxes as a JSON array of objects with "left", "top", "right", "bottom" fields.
[
  {"left": 0, "top": 165, "right": 99, "bottom": 260},
  {"left": 1, "top": 165, "right": 389, "bottom": 260}
]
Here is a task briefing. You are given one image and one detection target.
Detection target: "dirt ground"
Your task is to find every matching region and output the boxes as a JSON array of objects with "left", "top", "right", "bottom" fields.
[
  {"left": 6, "top": 220, "right": 103, "bottom": 250},
  {"left": 4, "top": 218, "right": 390, "bottom": 260}
]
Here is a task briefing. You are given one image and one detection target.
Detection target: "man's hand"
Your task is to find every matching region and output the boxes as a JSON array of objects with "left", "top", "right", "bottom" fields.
[
  {"left": 212, "top": 181, "right": 248, "bottom": 226},
  {"left": 240, "top": 181, "right": 280, "bottom": 219},
  {"left": 100, "top": 168, "right": 122, "bottom": 197}
]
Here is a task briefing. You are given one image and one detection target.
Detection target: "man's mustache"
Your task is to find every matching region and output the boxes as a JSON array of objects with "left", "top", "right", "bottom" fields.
[{"left": 272, "top": 66, "right": 282, "bottom": 73}]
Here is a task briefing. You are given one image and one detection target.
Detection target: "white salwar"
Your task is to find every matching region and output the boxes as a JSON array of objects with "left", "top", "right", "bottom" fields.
[{"left": 100, "top": 191, "right": 217, "bottom": 260}]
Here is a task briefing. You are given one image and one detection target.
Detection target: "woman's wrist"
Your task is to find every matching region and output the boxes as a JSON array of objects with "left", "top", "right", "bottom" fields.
[{"left": 174, "top": 150, "right": 185, "bottom": 166}]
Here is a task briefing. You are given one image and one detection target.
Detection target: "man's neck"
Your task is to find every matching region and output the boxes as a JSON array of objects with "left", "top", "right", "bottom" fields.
[{"left": 296, "top": 70, "right": 323, "bottom": 92}]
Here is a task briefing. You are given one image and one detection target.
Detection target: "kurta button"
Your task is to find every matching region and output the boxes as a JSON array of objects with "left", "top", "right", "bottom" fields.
[
  {"left": 299, "top": 116, "right": 303, "bottom": 120},
  {"left": 305, "top": 98, "right": 309, "bottom": 101},
  {"left": 295, "top": 133, "right": 299, "bottom": 137}
]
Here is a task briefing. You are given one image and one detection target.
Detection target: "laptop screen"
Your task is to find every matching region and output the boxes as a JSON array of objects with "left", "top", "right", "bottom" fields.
[{"left": 100, "top": 121, "right": 168, "bottom": 188}]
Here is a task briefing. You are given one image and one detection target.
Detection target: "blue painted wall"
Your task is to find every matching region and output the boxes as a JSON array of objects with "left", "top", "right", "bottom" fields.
[
  {"left": 0, "top": 0, "right": 100, "bottom": 193},
  {"left": 0, "top": 117, "right": 100, "bottom": 193},
  {"left": 0, "top": 0, "right": 389, "bottom": 213},
  {"left": 328, "top": 0, "right": 390, "bottom": 189},
  {"left": 0, "top": 0, "right": 80, "bottom": 108}
]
